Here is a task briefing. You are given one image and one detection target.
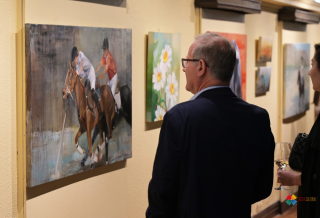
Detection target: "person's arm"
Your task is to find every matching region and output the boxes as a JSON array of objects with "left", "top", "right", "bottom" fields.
[
  {"left": 96, "top": 56, "right": 105, "bottom": 72},
  {"left": 98, "top": 58, "right": 110, "bottom": 80},
  {"left": 277, "top": 169, "right": 302, "bottom": 186},
  {"left": 251, "top": 111, "right": 275, "bottom": 204},
  {"left": 146, "top": 111, "right": 180, "bottom": 218},
  {"left": 77, "top": 59, "right": 84, "bottom": 76},
  {"left": 96, "top": 63, "right": 102, "bottom": 73}
]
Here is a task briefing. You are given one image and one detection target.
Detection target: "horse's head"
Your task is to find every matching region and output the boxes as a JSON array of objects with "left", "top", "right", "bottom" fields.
[{"left": 62, "top": 61, "right": 77, "bottom": 99}]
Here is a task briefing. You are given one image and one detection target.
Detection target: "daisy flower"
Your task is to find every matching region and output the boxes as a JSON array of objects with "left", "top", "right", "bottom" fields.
[
  {"left": 165, "top": 71, "right": 179, "bottom": 109},
  {"left": 154, "top": 105, "right": 166, "bottom": 121},
  {"left": 160, "top": 44, "right": 172, "bottom": 72},
  {"left": 152, "top": 63, "right": 166, "bottom": 91}
]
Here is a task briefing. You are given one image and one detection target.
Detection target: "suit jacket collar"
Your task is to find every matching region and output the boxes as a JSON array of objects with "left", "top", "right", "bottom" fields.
[{"left": 195, "top": 87, "right": 236, "bottom": 99}]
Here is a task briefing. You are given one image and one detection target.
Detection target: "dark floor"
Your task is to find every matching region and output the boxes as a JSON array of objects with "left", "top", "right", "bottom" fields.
[{"left": 273, "top": 206, "right": 297, "bottom": 218}]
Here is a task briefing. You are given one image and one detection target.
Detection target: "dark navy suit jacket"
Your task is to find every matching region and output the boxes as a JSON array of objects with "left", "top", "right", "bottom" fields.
[{"left": 146, "top": 87, "right": 275, "bottom": 218}]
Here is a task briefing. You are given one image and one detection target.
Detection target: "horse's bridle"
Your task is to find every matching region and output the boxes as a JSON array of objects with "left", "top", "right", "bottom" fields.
[
  {"left": 64, "top": 66, "right": 85, "bottom": 119},
  {"left": 64, "top": 66, "right": 76, "bottom": 104}
]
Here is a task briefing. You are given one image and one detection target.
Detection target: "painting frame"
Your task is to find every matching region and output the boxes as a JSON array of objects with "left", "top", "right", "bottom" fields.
[
  {"left": 255, "top": 67, "right": 272, "bottom": 96},
  {"left": 257, "top": 36, "right": 273, "bottom": 62},
  {"left": 146, "top": 32, "right": 181, "bottom": 123},
  {"left": 25, "top": 24, "right": 133, "bottom": 187},
  {"left": 283, "top": 43, "right": 310, "bottom": 119}
]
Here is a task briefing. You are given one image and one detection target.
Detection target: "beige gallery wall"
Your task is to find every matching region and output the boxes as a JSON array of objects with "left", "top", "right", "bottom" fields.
[
  {"left": 25, "top": 0, "right": 195, "bottom": 217},
  {"left": 1, "top": 0, "right": 319, "bottom": 217},
  {"left": 0, "top": 0, "right": 18, "bottom": 217}
]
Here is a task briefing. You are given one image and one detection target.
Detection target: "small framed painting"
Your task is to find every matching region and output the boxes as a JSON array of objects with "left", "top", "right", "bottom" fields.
[
  {"left": 257, "top": 36, "right": 273, "bottom": 62},
  {"left": 256, "top": 67, "right": 271, "bottom": 95},
  {"left": 146, "top": 32, "right": 181, "bottom": 122}
]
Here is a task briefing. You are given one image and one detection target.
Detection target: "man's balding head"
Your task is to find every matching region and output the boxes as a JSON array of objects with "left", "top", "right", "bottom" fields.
[{"left": 192, "top": 33, "right": 236, "bottom": 82}]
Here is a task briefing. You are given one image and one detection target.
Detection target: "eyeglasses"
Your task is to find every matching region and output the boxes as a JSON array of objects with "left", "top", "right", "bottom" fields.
[{"left": 181, "top": 58, "right": 208, "bottom": 68}]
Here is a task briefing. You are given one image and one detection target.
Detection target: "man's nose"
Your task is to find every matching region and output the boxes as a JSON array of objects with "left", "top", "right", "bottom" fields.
[{"left": 183, "top": 67, "right": 186, "bottom": 72}]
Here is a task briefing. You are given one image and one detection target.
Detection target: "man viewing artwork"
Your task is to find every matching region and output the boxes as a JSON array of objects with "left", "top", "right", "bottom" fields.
[{"left": 146, "top": 32, "right": 275, "bottom": 218}]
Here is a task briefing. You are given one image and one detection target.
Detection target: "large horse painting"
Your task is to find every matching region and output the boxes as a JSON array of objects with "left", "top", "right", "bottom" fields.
[{"left": 25, "top": 24, "right": 132, "bottom": 187}]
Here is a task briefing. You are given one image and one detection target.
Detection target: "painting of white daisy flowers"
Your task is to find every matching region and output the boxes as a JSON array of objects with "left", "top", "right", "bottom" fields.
[{"left": 146, "top": 32, "right": 181, "bottom": 122}]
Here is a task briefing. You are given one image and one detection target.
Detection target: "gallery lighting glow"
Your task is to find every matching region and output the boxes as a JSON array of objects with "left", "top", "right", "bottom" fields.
[{"left": 316, "top": 0, "right": 320, "bottom": 3}]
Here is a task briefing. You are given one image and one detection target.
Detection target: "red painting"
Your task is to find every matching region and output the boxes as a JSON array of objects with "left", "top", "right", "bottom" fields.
[{"left": 216, "top": 32, "right": 247, "bottom": 101}]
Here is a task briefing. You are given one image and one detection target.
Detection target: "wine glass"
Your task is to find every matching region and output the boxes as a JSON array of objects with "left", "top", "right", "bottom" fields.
[{"left": 274, "top": 142, "right": 292, "bottom": 190}]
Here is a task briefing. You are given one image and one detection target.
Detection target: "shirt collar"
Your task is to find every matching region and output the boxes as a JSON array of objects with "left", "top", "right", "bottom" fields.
[{"left": 189, "top": 86, "right": 229, "bottom": 101}]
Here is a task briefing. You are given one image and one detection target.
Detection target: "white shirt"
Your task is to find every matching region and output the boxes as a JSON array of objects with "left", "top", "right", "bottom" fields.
[
  {"left": 76, "top": 51, "right": 92, "bottom": 78},
  {"left": 189, "top": 86, "right": 229, "bottom": 101}
]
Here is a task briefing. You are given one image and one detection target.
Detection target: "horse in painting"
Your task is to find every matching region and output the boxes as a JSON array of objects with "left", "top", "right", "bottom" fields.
[{"left": 62, "top": 61, "right": 115, "bottom": 168}]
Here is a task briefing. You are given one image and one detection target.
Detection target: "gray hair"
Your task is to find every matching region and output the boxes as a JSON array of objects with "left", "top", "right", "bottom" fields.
[{"left": 192, "top": 32, "right": 236, "bottom": 82}]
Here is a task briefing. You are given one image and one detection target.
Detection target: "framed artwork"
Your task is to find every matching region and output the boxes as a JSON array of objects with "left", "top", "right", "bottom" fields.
[
  {"left": 25, "top": 24, "right": 132, "bottom": 187},
  {"left": 257, "top": 37, "right": 273, "bottom": 62},
  {"left": 283, "top": 43, "right": 310, "bottom": 119},
  {"left": 255, "top": 67, "right": 271, "bottom": 95},
  {"left": 216, "top": 32, "right": 247, "bottom": 101},
  {"left": 146, "top": 32, "right": 181, "bottom": 122}
]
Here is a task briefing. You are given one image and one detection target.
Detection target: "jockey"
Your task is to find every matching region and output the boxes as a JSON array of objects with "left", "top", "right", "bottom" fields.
[
  {"left": 96, "top": 38, "right": 120, "bottom": 112},
  {"left": 71, "top": 47, "right": 101, "bottom": 116}
]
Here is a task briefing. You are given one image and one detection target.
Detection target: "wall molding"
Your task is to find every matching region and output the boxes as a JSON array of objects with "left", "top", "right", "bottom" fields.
[
  {"left": 278, "top": 7, "right": 320, "bottom": 24},
  {"left": 260, "top": 0, "right": 320, "bottom": 14},
  {"left": 261, "top": 2, "right": 282, "bottom": 13},
  {"left": 194, "top": 0, "right": 262, "bottom": 14},
  {"left": 252, "top": 191, "right": 298, "bottom": 218},
  {"left": 252, "top": 201, "right": 281, "bottom": 218}
]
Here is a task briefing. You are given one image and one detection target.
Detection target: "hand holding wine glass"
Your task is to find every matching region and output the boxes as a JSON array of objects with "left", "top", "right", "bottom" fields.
[{"left": 274, "top": 142, "right": 292, "bottom": 190}]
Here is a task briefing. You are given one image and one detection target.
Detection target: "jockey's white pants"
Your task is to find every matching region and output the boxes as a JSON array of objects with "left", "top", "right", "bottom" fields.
[
  {"left": 87, "top": 65, "right": 96, "bottom": 90},
  {"left": 108, "top": 73, "right": 118, "bottom": 96},
  {"left": 108, "top": 74, "right": 121, "bottom": 110}
]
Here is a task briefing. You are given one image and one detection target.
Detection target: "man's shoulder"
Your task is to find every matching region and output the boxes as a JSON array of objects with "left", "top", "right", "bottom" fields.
[
  {"left": 163, "top": 101, "right": 197, "bottom": 127},
  {"left": 107, "top": 52, "right": 115, "bottom": 60},
  {"left": 243, "top": 102, "right": 270, "bottom": 124},
  {"left": 106, "top": 54, "right": 115, "bottom": 64},
  {"left": 165, "top": 99, "right": 208, "bottom": 117},
  {"left": 166, "top": 96, "right": 269, "bottom": 118},
  {"left": 247, "top": 102, "right": 268, "bottom": 115}
]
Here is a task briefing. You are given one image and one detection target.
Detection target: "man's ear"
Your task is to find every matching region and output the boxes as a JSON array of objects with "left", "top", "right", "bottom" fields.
[{"left": 197, "top": 59, "right": 206, "bottom": 77}]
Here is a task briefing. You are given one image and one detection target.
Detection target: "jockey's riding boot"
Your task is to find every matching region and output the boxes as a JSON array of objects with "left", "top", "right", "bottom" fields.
[
  {"left": 115, "top": 102, "right": 120, "bottom": 127},
  {"left": 91, "top": 89, "right": 101, "bottom": 118},
  {"left": 115, "top": 102, "right": 119, "bottom": 114}
]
